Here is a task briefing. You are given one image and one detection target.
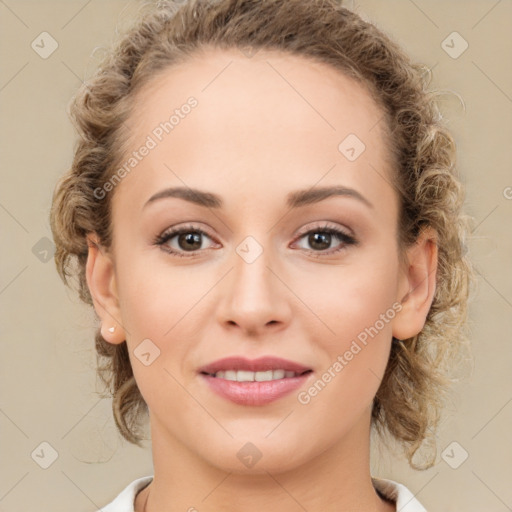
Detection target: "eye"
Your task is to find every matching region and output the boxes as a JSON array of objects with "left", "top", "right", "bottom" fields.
[
  {"left": 154, "top": 222, "right": 358, "bottom": 259},
  {"left": 154, "top": 224, "right": 218, "bottom": 258},
  {"left": 292, "top": 222, "right": 357, "bottom": 256}
]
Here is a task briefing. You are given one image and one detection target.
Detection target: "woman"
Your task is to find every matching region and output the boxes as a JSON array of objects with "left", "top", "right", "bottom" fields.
[{"left": 50, "top": 0, "right": 473, "bottom": 510}]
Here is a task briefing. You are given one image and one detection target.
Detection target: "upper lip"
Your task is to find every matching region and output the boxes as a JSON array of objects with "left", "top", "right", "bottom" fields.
[{"left": 198, "top": 356, "right": 312, "bottom": 375}]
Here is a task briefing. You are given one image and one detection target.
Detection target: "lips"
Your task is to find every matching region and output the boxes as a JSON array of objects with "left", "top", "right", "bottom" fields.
[
  {"left": 198, "top": 356, "right": 314, "bottom": 406},
  {"left": 198, "top": 356, "right": 312, "bottom": 375}
]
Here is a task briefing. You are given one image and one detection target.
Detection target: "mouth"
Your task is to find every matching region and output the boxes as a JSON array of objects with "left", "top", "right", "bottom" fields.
[
  {"left": 200, "top": 369, "right": 313, "bottom": 381},
  {"left": 198, "top": 356, "right": 314, "bottom": 406}
]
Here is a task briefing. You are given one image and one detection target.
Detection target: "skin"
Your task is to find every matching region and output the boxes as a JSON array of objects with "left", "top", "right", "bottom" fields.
[{"left": 86, "top": 48, "right": 437, "bottom": 512}]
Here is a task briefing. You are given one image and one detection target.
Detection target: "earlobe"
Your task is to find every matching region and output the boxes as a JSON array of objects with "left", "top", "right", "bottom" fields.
[
  {"left": 85, "top": 233, "right": 126, "bottom": 344},
  {"left": 392, "top": 227, "right": 438, "bottom": 341}
]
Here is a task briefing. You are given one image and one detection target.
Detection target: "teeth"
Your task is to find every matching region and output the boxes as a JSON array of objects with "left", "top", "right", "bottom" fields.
[
  {"left": 224, "top": 370, "right": 236, "bottom": 380},
  {"left": 213, "top": 369, "right": 300, "bottom": 381},
  {"left": 255, "top": 370, "right": 273, "bottom": 382},
  {"left": 237, "top": 370, "right": 255, "bottom": 382},
  {"left": 272, "top": 369, "right": 285, "bottom": 380}
]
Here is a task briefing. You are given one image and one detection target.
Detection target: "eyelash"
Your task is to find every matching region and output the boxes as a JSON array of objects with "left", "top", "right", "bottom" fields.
[{"left": 154, "top": 222, "right": 358, "bottom": 259}]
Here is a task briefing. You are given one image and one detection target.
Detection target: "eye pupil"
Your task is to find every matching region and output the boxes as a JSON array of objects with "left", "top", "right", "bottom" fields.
[
  {"left": 309, "top": 232, "right": 331, "bottom": 250},
  {"left": 179, "top": 232, "right": 202, "bottom": 251}
]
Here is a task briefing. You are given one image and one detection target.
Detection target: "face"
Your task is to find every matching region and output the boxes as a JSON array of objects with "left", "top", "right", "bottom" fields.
[{"left": 90, "top": 48, "right": 425, "bottom": 474}]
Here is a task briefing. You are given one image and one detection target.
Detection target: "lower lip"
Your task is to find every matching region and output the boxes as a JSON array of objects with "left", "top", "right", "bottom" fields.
[{"left": 200, "top": 373, "right": 312, "bottom": 406}]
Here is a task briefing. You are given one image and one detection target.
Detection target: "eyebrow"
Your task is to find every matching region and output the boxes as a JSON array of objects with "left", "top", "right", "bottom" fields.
[{"left": 143, "top": 185, "right": 374, "bottom": 210}]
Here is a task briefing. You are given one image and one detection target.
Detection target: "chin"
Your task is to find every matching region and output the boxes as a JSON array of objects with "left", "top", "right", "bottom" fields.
[{"left": 199, "top": 436, "right": 313, "bottom": 476}]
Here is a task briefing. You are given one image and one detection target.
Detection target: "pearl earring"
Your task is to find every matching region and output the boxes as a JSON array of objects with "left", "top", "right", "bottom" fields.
[{"left": 108, "top": 326, "right": 115, "bottom": 333}]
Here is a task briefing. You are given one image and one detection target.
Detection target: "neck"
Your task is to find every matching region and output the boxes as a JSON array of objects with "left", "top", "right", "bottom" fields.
[{"left": 136, "top": 409, "right": 394, "bottom": 512}]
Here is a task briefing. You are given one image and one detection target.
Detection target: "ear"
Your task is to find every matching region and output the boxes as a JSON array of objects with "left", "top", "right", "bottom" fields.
[
  {"left": 85, "top": 233, "right": 126, "bottom": 344},
  {"left": 392, "top": 226, "right": 438, "bottom": 341}
]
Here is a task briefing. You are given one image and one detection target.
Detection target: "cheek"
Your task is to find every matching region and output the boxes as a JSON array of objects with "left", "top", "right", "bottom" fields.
[
  {"left": 330, "top": 280, "right": 397, "bottom": 346},
  {"left": 296, "top": 267, "right": 397, "bottom": 429},
  {"left": 113, "top": 255, "right": 192, "bottom": 378},
  {"left": 114, "top": 262, "right": 198, "bottom": 409},
  {"left": 116, "top": 252, "right": 202, "bottom": 337},
  {"left": 114, "top": 253, "right": 220, "bottom": 382},
  {"left": 117, "top": 276, "right": 170, "bottom": 340},
  {"left": 306, "top": 253, "right": 399, "bottom": 341},
  {"left": 304, "top": 253, "right": 399, "bottom": 391}
]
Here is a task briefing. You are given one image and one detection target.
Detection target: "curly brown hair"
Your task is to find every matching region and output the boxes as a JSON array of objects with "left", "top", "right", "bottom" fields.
[{"left": 50, "top": 0, "right": 474, "bottom": 469}]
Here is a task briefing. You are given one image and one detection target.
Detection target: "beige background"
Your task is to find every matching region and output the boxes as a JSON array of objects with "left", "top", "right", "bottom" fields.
[{"left": 1, "top": 0, "right": 511, "bottom": 510}]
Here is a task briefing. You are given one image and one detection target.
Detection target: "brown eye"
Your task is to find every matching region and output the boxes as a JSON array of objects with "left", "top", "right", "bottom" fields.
[
  {"left": 293, "top": 225, "right": 357, "bottom": 256},
  {"left": 307, "top": 232, "right": 333, "bottom": 251},
  {"left": 176, "top": 232, "right": 203, "bottom": 251},
  {"left": 154, "top": 224, "right": 217, "bottom": 258}
]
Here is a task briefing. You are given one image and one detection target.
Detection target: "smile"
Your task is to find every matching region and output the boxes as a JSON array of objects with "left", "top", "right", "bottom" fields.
[
  {"left": 198, "top": 356, "right": 314, "bottom": 406},
  {"left": 205, "top": 369, "right": 311, "bottom": 381}
]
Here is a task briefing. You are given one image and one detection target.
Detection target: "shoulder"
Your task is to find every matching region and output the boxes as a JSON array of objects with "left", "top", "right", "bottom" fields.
[
  {"left": 99, "top": 476, "right": 153, "bottom": 512},
  {"left": 372, "top": 477, "right": 427, "bottom": 512}
]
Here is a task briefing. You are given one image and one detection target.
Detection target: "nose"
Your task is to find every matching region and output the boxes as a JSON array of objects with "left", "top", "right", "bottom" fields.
[{"left": 216, "top": 240, "right": 292, "bottom": 337}]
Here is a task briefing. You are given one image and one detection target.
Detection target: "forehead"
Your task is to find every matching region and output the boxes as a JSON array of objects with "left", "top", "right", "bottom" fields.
[
  {"left": 114, "top": 48, "right": 394, "bottom": 213},
  {"left": 130, "top": 47, "right": 386, "bottom": 139}
]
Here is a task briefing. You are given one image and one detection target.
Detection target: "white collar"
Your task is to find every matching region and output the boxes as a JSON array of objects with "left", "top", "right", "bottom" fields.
[{"left": 100, "top": 475, "right": 427, "bottom": 511}]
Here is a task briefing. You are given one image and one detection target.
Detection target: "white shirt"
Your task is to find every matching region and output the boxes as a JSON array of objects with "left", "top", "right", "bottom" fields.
[{"left": 99, "top": 475, "right": 427, "bottom": 511}]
